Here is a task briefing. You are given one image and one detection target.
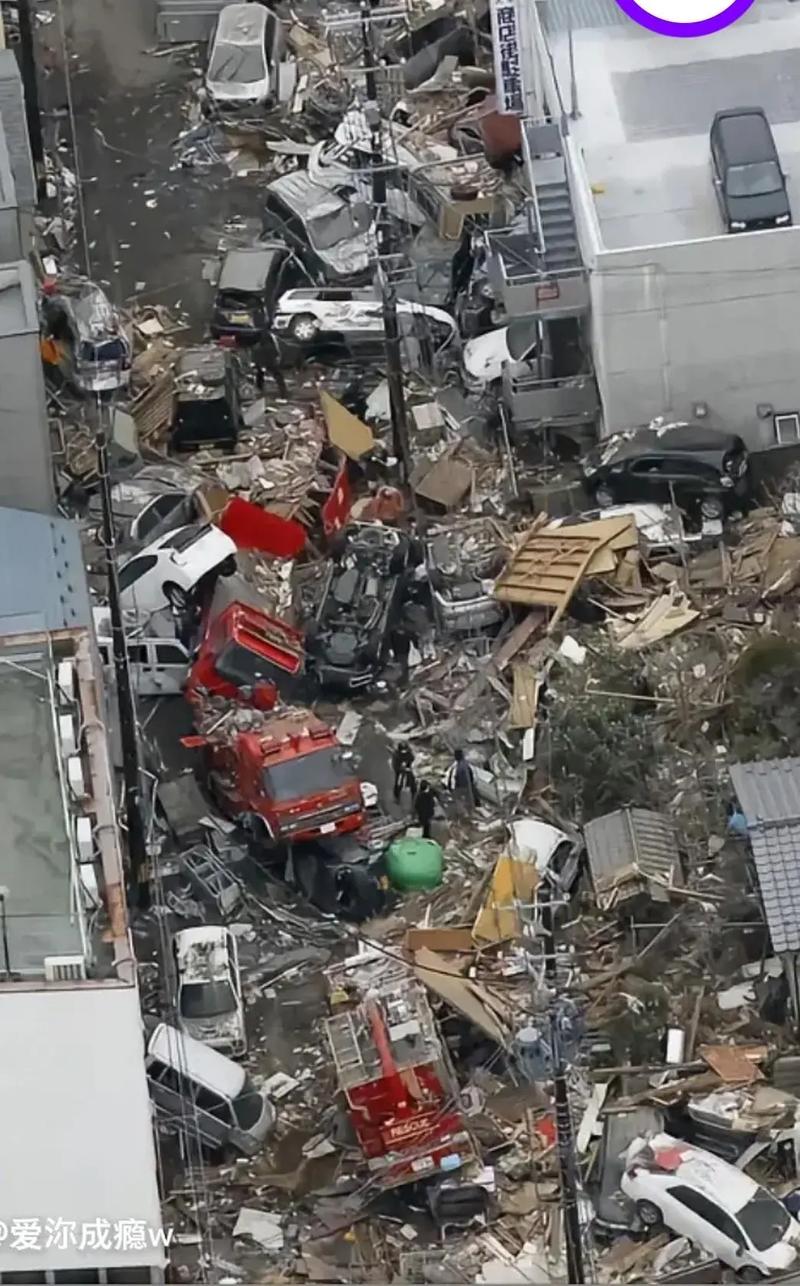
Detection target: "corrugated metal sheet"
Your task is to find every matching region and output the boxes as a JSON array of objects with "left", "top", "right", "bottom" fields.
[
  {"left": 583, "top": 807, "right": 679, "bottom": 908},
  {"left": 730, "top": 758, "right": 800, "bottom": 824},
  {"left": 731, "top": 759, "right": 800, "bottom": 954},
  {"left": 542, "top": 0, "right": 627, "bottom": 31},
  {"left": 0, "top": 51, "right": 34, "bottom": 207},
  {"left": 0, "top": 509, "right": 91, "bottom": 633},
  {"left": 156, "top": 0, "right": 229, "bottom": 43}
]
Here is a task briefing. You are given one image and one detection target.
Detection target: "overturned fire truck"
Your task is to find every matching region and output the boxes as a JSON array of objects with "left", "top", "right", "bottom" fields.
[{"left": 324, "top": 950, "right": 489, "bottom": 1220}]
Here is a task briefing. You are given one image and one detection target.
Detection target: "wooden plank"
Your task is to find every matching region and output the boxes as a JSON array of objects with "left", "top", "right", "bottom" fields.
[
  {"left": 453, "top": 611, "right": 545, "bottom": 710},
  {"left": 495, "top": 532, "right": 601, "bottom": 609},
  {"left": 405, "top": 927, "right": 475, "bottom": 953},
  {"left": 510, "top": 663, "right": 540, "bottom": 728}
]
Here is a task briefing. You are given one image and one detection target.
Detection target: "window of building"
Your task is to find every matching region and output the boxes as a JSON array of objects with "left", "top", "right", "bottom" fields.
[
  {"left": 774, "top": 413, "right": 800, "bottom": 445},
  {"left": 107, "top": 1267, "right": 156, "bottom": 1284},
  {"left": 1, "top": 1272, "right": 48, "bottom": 1284},
  {"left": 53, "top": 1271, "right": 100, "bottom": 1284}
]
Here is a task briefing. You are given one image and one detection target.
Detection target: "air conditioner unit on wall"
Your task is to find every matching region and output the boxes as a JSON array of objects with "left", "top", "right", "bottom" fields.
[
  {"left": 59, "top": 714, "right": 78, "bottom": 758},
  {"left": 44, "top": 955, "right": 87, "bottom": 982},
  {"left": 75, "top": 816, "right": 93, "bottom": 862},
  {"left": 67, "top": 755, "right": 87, "bottom": 800},
  {"left": 57, "top": 660, "right": 76, "bottom": 705}
]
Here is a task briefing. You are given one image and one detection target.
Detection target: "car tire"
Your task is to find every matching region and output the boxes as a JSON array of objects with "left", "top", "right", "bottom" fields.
[
  {"left": 594, "top": 484, "right": 615, "bottom": 509},
  {"left": 636, "top": 1200, "right": 662, "bottom": 1228},
  {"left": 736, "top": 1268, "right": 763, "bottom": 1283},
  {"left": 700, "top": 495, "right": 724, "bottom": 520},
  {"left": 289, "top": 312, "right": 320, "bottom": 341},
  {"left": 163, "top": 581, "right": 188, "bottom": 610}
]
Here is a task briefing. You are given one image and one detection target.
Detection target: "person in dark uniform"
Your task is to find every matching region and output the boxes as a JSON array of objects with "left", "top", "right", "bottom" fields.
[
  {"left": 414, "top": 779, "right": 437, "bottom": 839},
  {"left": 254, "top": 332, "right": 288, "bottom": 398},
  {"left": 391, "top": 622, "right": 414, "bottom": 686},
  {"left": 392, "top": 742, "right": 415, "bottom": 804},
  {"left": 445, "top": 748, "right": 477, "bottom": 813}
]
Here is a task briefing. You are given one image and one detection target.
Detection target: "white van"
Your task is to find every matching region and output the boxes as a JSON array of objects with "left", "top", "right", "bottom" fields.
[
  {"left": 174, "top": 926, "right": 246, "bottom": 1056},
  {"left": 145, "top": 1022, "right": 275, "bottom": 1157},
  {"left": 93, "top": 607, "right": 190, "bottom": 697}
]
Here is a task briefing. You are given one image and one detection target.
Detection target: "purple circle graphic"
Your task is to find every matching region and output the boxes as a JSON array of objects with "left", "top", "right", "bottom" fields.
[{"left": 614, "top": 0, "right": 755, "bottom": 36}]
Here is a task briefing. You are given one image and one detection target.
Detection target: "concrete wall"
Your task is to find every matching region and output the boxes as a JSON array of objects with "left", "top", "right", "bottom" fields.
[
  {"left": 0, "top": 120, "right": 22, "bottom": 261},
  {"left": 0, "top": 262, "right": 56, "bottom": 514},
  {"left": 589, "top": 225, "right": 800, "bottom": 447},
  {"left": 0, "top": 53, "right": 34, "bottom": 208}
]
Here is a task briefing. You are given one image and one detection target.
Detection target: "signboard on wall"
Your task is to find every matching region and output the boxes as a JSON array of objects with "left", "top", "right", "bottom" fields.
[{"left": 490, "top": 0, "right": 525, "bottom": 116}]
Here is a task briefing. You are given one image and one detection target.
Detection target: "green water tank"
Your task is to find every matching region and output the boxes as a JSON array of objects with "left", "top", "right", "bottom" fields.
[{"left": 386, "top": 836, "right": 444, "bottom": 891}]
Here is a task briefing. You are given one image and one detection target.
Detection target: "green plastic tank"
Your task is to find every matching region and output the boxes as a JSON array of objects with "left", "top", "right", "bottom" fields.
[{"left": 386, "top": 837, "right": 444, "bottom": 891}]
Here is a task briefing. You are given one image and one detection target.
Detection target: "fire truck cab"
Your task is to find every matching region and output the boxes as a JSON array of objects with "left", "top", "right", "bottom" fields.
[
  {"left": 185, "top": 597, "right": 305, "bottom": 711},
  {"left": 201, "top": 707, "right": 365, "bottom": 845},
  {"left": 325, "top": 952, "right": 479, "bottom": 1194}
]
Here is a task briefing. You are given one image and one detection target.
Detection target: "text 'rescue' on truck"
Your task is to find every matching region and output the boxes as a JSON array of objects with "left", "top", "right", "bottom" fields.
[{"left": 188, "top": 705, "right": 365, "bottom": 845}]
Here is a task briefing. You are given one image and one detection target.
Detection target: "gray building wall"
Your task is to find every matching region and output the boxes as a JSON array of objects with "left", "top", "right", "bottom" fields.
[
  {"left": 587, "top": 227, "right": 800, "bottom": 447},
  {"left": 0, "top": 51, "right": 34, "bottom": 209},
  {"left": 0, "top": 120, "right": 23, "bottom": 261},
  {"left": 0, "top": 261, "right": 56, "bottom": 514}
]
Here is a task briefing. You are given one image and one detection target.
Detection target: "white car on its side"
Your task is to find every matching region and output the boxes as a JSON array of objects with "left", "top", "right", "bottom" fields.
[
  {"left": 622, "top": 1132, "right": 800, "bottom": 1277},
  {"left": 272, "top": 289, "right": 459, "bottom": 365},
  {"left": 118, "top": 523, "right": 237, "bottom": 616},
  {"left": 174, "top": 926, "right": 247, "bottom": 1057}
]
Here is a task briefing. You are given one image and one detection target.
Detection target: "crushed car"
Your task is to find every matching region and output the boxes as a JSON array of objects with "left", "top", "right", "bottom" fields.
[
  {"left": 621, "top": 1132, "right": 800, "bottom": 1276},
  {"left": 205, "top": 3, "right": 295, "bottom": 112},
  {"left": 41, "top": 280, "right": 131, "bottom": 395},
  {"left": 118, "top": 522, "right": 237, "bottom": 616},
  {"left": 263, "top": 173, "right": 372, "bottom": 283},
  {"left": 170, "top": 346, "right": 242, "bottom": 452},
  {"left": 305, "top": 523, "right": 409, "bottom": 691},
  {"left": 173, "top": 925, "right": 247, "bottom": 1057},
  {"left": 272, "top": 288, "right": 458, "bottom": 369},
  {"left": 426, "top": 517, "right": 508, "bottom": 635},
  {"left": 210, "top": 242, "right": 305, "bottom": 345},
  {"left": 581, "top": 422, "right": 750, "bottom": 520},
  {"left": 461, "top": 317, "right": 540, "bottom": 393}
]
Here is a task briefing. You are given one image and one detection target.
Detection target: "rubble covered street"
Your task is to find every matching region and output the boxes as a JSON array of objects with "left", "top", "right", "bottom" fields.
[{"left": 19, "top": 0, "right": 800, "bottom": 1282}]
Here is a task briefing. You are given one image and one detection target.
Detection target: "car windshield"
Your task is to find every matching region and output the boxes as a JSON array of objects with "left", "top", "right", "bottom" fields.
[
  {"left": 506, "top": 318, "right": 540, "bottom": 361},
  {"left": 208, "top": 42, "right": 265, "bottom": 84},
  {"left": 308, "top": 204, "right": 368, "bottom": 250},
  {"left": 263, "top": 748, "right": 350, "bottom": 801},
  {"left": 216, "top": 640, "right": 273, "bottom": 687},
  {"left": 726, "top": 161, "right": 783, "bottom": 198},
  {"left": 79, "top": 337, "right": 127, "bottom": 363},
  {"left": 737, "top": 1190, "right": 791, "bottom": 1251},
  {"left": 180, "top": 980, "right": 235, "bottom": 1019}
]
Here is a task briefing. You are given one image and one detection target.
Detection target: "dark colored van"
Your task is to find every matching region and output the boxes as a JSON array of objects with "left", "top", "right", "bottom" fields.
[
  {"left": 710, "top": 107, "right": 791, "bottom": 233},
  {"left": 210, "top": 242, "right": 302, "bottom": 345},
  {"left": 170, "top": 346, "right": 241, "bottom": 452}
]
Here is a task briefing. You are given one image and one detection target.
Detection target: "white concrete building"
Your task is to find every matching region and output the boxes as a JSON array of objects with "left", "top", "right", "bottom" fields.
[
  {"left": 0, "top": 508, "right": 165, "bottom": 1286},
  {"left": 503, "top": 0, "right": 800, "bottom": 447}
]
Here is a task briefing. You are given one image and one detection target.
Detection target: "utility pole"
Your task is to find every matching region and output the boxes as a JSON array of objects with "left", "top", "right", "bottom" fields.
[
  {"left": 539, "top": 876, "right": 585, "bottom": 1285},
  {"left": 15, "top": 0, "right": 47, "bottom": 201},
  {"left": 95, "top": 404, "right": 149, "bottom": 909},
  {"left": 360, "top": 0, "right": 412, "bottom": 485}
]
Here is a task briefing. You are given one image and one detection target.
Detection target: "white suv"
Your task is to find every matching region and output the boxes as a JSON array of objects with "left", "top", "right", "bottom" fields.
[
  {"left": 622, "top": 1133, "right": 800, "bottom": 1277},
  {"left": 174, "top": 926, "right": 246, "bottom": 1057},
  {"left": 118, "top": 523, "right": 236, "bottom": 616}
]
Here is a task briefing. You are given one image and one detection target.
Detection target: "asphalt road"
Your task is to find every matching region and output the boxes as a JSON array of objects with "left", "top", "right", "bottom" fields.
[{"left": 39, "top": 0, "right": 265, "bottom": 332}]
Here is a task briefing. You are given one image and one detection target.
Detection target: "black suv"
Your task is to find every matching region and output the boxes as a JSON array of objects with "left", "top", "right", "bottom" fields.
[
  {"left": 710, "top": 108, "right": 791, "bottom": 233},
  {"left": 581, "top": 424, "right": 749, "bottom": 519},
  {"left": 305, "top": 524, "right": 409, "bottom": 691}
]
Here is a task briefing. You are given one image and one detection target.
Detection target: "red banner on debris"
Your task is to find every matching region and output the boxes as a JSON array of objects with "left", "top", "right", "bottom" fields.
[
  {"left": 322, "top": 458, "right": 352, "bottom": 536},
  {"left": 219, "top": 496, "right": 306, "bottom": 558}
]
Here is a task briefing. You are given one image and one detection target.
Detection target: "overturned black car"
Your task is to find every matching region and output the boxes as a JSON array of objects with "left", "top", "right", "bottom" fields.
[{"left": 305, "top": 524, "right": 409, "bottom": 691}]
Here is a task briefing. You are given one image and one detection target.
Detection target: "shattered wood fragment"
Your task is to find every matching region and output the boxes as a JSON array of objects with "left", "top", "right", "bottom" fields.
[
  {"left": 509, "top": 663, "right": 540, "bottom": 729},
  {"left": 700, "top": 1044, "right": 766, "bottom": 1083}
]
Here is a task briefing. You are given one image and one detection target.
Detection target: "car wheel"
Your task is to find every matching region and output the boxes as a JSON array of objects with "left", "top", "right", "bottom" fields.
[
  {"left": 163, "top": 581, "right": 188, "bottom": 610},
  {"left": 289, "top": 312, "right": 320, "bottom": 342},
  {"left": 700, "top": 495, "right": 724, "bottom": 520},
  {"left": 594, "top": 484, "right": 615, "bottom": 509},
  {"left": 736, "top": 1268, "right": 763, "bottom": 1283},
  {"left": 636, "top": 1200, "right": 662, "bottom": 1228}
]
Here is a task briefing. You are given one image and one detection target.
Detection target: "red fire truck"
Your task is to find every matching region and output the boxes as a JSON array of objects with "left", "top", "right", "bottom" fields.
[
  {"left": 325, "top": 954, "right": 477, "bottom": 1191},
  {"left": 184, "top": 597, "right": 304, "bottom": 712},
  {"left": 189, "top": 706, "right": 365, "bottom": 845}
]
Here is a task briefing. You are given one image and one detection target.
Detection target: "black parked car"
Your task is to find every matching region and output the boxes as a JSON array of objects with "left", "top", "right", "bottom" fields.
[
  {"left": 581, "top": 423, "right": 749, "bottom": 519},
  {"left": 170, "top": 346, "right": 241, "bottom": 452},
  {"left": 710, "top": 107, "right": 791, "bottom": 233},
  {"left": 306, "top": 524, "right": 409, "bottom": 691},
  {"left": 210, "top": 242, "right": 305, "bottom": 345}
]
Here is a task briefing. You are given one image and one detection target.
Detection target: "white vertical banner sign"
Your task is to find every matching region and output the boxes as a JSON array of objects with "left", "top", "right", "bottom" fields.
[{"left": 490, "top": 0, "right": 525, "bottom": 116}]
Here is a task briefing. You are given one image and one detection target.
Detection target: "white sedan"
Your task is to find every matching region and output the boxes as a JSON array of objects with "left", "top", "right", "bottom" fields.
[{"left": 622, "top": 1133, "right": 800, "bottom": 1277}]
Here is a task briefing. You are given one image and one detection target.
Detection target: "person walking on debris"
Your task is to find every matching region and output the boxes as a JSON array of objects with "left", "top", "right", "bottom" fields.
[
  {"left": 414, "top": 779, "right": 437, "bottom": 839},
  {"left": 391, "top": 621, "right": 415, "bottom": 686},
  {"left": 392, "top": 741, "right": 416, "bottom": 804},
  {"left": 254, "top": 331, "right": 288, "bottom": 398},
  {"left": 445, "top": 748, "right": 477, "bottom": 814}
]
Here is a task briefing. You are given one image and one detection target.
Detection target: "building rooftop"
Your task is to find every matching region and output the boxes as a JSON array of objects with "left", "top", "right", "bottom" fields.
[
  {"left": 0, "top": 641, "right": 86, "bottom": 973},
  {"left": 0, "top": 984, "right": 165, "bottom": 1275},
  {"left": 545, "top": 0, "right": 800, "bottom": 249},
  {"left": 730, "top": 757, "right": 800, "bottom": 954},
  {"left": 0, "top": 506, "right": 91, "bottom": 634}
]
